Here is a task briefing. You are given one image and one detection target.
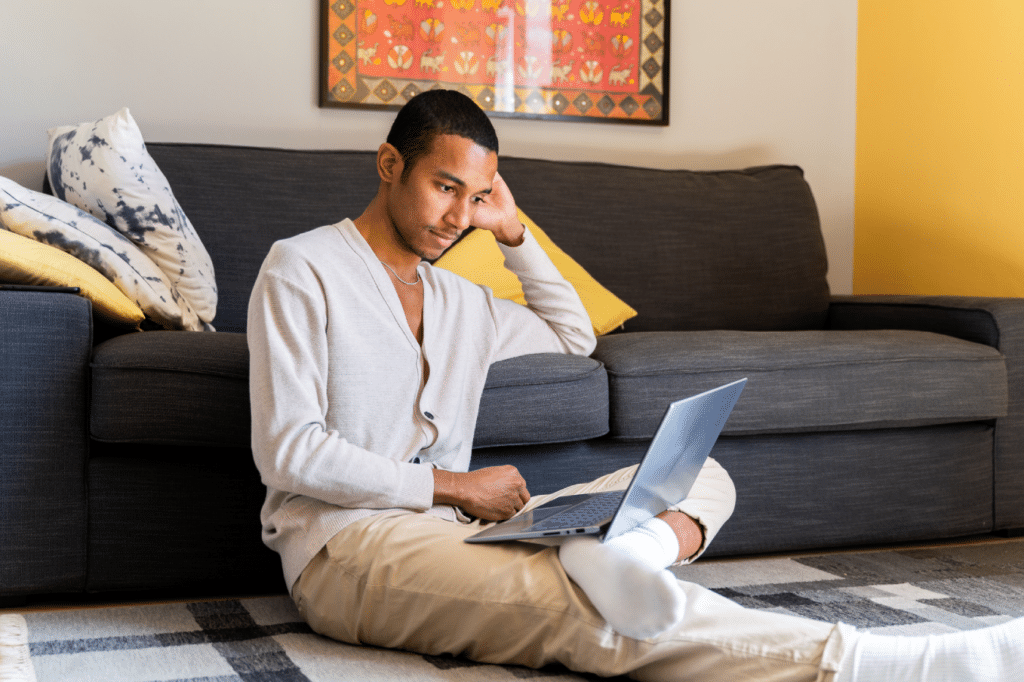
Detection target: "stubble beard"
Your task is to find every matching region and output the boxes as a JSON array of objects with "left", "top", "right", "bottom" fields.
[{"left": 385, "top": 204, "right": 434, "bottom": 262}]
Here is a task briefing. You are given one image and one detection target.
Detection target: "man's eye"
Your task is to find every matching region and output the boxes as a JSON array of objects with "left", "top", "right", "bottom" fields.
[{"left": 440, "top": 184, "right": 454, "bottom": 193}]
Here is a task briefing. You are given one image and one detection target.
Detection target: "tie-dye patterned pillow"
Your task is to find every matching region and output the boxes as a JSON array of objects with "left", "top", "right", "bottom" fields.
[
  {"left": 0, "top": 176, "right": 207, "bottom": 331},
  {"left": 45, "top": 108, "right": 217, "bottom": 327}
]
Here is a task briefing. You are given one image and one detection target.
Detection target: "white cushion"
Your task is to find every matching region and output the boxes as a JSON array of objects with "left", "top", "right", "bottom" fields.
[
  {"left": 0, "top": 176, "right": 206, "bottom": 331},
  {"left": 46, "top": 108, "right": 217, "bottom": 326}
]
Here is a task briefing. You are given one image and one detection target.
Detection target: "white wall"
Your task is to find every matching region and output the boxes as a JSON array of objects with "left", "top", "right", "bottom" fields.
[{"left": 2, "top": 0, "right": 857, "bottom": 292}]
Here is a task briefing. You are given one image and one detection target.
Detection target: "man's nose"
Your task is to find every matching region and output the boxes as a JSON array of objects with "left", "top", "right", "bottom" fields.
[{"left": 446, "top": 200, "right": 473, "bottom": 231}]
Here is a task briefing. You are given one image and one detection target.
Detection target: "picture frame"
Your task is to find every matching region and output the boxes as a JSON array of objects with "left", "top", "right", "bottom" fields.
[{"left": 319, "top": 0, "right": 669, "bottom": 125}]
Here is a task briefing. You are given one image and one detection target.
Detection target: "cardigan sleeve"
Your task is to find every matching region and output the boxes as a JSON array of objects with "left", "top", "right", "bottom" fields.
[
  {"left": 247, "top": 249, "right": 435, "bottom": 512},
  {"left": 488, "top": 225, "right": 597, "bottom": 361}
]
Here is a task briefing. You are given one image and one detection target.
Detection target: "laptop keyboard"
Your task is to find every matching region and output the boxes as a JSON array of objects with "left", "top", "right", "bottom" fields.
[{"left": 529, "top": 490, "right": 626, "bottom": 531}]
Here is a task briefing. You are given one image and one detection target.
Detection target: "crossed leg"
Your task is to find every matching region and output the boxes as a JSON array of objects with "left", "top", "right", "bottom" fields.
[
  {"left": 293, "top": 507, "right": 841, "bottom": 681},
  {"left": 294, "top": 463, "right": 843, "bottom": 680}
]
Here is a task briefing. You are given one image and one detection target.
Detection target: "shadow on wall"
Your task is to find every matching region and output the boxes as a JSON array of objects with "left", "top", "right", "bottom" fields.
[
  {"left": 3, "top": 144, "right": 783, "bottom": 194},
  {"left": 0, "top": 161, "right": 48, "bottom": 193},
  {"left": 498, "top": 142, "right": 779, "bottom": 172}
]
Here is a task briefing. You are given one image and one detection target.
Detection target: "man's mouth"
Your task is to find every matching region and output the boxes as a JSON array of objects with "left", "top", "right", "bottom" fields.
[{"left": 428, "top": 227, "right": 459, "bottom": 245}]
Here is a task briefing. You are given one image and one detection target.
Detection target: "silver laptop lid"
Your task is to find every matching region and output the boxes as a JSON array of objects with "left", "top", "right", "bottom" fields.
[{"left": 603, "top": 378, "right": 747, "bottom": 541}]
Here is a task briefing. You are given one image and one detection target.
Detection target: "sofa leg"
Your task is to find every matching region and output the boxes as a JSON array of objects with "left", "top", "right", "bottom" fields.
[{"left": 995, "top": 527, "right": 1024, "bottom": 538}]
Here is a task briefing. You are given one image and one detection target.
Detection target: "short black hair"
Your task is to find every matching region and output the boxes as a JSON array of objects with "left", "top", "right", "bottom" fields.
[{"left": 386, "top": 90, "right": 499, "bottom": 181}]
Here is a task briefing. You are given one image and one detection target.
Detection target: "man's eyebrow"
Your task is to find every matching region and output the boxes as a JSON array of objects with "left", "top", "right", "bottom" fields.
[{"left": 436, "top": 170, "right": 466, "bottom": 187}]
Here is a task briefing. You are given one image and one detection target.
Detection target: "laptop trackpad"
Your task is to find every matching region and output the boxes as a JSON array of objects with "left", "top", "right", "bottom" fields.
[{"left": 466, "top": 503, "right": 570, "bottom": 540}]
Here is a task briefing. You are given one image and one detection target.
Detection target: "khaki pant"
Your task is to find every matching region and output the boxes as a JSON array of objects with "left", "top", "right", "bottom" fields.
[{"left": 293, "top": 467, "right": 849, "bottom": 681}]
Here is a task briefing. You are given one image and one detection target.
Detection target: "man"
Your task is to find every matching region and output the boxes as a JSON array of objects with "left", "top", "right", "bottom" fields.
[{"left": 249, "top": 90, "right": 1022, "bottom": 681}]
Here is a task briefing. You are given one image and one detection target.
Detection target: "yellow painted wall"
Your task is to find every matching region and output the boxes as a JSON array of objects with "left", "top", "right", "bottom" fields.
[{"left": 856, "top": 1, "right": 1024, "bottom": 295}]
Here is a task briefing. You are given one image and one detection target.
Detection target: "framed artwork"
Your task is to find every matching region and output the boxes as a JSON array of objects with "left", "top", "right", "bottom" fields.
[{"left": 319, "top": 0, "right": 669, "bottom": 125}]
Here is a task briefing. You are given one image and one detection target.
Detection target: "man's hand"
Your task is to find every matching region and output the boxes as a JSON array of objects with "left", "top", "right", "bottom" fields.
[
  {"left": 433, "top": 465, "right": 530, "bottom": 521},
  {"left": 472, "top": 172, "right": 525, "bottom": 247}
]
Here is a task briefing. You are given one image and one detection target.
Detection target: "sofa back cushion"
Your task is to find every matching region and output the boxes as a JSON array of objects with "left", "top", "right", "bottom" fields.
[
  {"left": 498, "top": 160, "right": 831, "bottom": 332},
  {"left": 148, "top": 145, "right": 830, "bottom": 333},
  {"left": 146, "top": 144, "right": 381, "bottom": 333}
]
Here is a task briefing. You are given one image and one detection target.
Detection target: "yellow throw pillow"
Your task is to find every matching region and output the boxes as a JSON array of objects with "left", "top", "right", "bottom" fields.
[
  {"left": 434, "top": 208, "right": 637, "bottom": 335},
  {"left": 0, "top": 229, "right": 145, "bottom": 327}
]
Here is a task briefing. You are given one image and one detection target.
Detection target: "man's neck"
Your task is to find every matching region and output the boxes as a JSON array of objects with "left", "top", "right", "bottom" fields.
[{"left": 353, "top": 198, "right": 421, "bottom": 282}]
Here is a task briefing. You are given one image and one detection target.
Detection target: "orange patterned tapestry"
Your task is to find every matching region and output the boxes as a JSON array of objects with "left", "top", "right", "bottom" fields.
[{"left": 321, "top": 0, "right": 668, "bottom": 123}]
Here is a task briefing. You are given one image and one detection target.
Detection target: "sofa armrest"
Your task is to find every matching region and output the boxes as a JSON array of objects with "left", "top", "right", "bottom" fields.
[
  {"left": 0, "top": 290, "right": 93, "bottom": 599},
  {"left": 829, "top": 294, "right": 1024, "bottom": 533},
  {"left": 828, "top": 294, "right": 1009, "bottom": 347}
]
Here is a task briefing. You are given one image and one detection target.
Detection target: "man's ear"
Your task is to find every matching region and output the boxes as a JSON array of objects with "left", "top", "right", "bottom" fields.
[{"left": 377, "top": 143, "right": 404, "bottom": 184}]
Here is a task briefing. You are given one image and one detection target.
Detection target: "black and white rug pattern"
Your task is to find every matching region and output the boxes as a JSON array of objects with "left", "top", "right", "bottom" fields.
[{"left": 4, "top": 538, "right": 1023, "bottom": 682}]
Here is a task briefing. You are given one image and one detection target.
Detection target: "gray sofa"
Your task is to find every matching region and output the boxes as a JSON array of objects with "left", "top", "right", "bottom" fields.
[{"left": 2, "top": 144, "right": 1022, "bottom": 605}]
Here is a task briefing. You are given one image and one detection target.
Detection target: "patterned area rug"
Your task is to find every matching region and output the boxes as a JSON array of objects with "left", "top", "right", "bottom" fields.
[
  {"left": 674, "top": 537, "right": 1024, "bottom": 636},
  {"left": 3, "top": 537, "right": 1023, "bottom": 682}
]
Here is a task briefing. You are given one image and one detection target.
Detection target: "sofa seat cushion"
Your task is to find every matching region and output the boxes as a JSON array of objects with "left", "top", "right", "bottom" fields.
[
  {"left": 90, "top": 332, "right": 608, "bottom": 449},
  {"left": 594, "top": 330, "right": 1008, "bottom": 439},
  {"left": 91, "top": 331, "right": 251, "bottom": 447},
  {"left": 475, "top": 353, "right": 609, "bottom": 447}
]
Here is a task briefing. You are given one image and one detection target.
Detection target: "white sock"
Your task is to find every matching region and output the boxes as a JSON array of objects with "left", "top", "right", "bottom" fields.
[
  {"left": 837, "top": 617, "right": 1024, "bottom": 682},
  {"left": 558, "top": 517, "right": 684, "bottom": 639},
  {"left": 0, "top": 614, "right": 36, "bottom": 682}
]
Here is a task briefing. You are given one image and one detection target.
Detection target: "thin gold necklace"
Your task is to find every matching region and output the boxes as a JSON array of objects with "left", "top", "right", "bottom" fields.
[{"left": 380, "top": 260, "right": 421, "bottom": 286}]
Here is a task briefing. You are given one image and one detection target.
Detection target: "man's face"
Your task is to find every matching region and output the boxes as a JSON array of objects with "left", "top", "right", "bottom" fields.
[{"left": 385, "top": 133, "right": 498, "bottom": 261}]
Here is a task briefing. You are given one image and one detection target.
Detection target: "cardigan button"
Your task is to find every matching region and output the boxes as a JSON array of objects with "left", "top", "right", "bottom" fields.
[
  {"left": 424, "top": 411, "right": 435, "bottom": 420},
  {"left": 412, "top": 456, "right": 421, "bottom": 464}
]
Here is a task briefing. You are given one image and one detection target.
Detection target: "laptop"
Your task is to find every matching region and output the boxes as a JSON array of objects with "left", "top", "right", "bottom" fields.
[{"left": 465, "top": 378, "right": 747, "bottom": 544}]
